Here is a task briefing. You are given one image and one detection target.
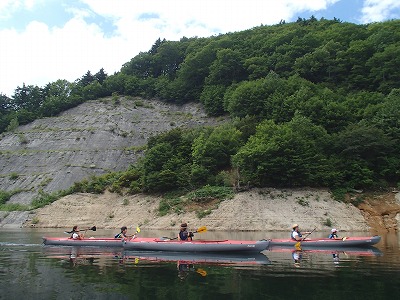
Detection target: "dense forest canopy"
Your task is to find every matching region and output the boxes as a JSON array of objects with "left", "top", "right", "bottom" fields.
[{"left": 1, "top": 17, "right": 400, "bottom": 195}]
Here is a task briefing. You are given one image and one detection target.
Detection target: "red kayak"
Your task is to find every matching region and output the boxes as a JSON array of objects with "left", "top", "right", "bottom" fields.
[{"left": 42, "top": 236, "right": 270, "bottom": 253}]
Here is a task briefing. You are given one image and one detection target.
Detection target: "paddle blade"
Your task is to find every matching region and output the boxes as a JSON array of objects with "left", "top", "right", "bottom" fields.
[
  {"left": 90, "top": 226, "right": 97, "bottom": 231},
  {"left": 136, "top": 227, "right": 141, "bottom": 233},
  {"left": 196, "top": 226, "right": 207, "bottom": 233},
  {"left": 196, "top": 268, "right": 207, "bottom": 277}
]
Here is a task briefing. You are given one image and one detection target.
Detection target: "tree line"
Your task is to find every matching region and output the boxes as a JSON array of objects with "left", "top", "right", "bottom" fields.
[{"left": 1, "top": 17, "right": 399, "bottom": 195}]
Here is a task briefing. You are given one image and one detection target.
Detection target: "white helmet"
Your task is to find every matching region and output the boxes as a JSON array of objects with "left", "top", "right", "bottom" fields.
[{"left": 331, "top": 228, "right": 337, "bottom": 233}]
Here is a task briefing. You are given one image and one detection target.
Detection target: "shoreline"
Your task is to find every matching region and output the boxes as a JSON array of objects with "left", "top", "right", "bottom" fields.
[{"left": 20, "top": 188, "right": 400, "bottom": 233}]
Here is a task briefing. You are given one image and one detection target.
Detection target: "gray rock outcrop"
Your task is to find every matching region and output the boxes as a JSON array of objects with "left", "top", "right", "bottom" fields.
[{"left": 0, "top": 97, "right": 223, "bottom": 226}]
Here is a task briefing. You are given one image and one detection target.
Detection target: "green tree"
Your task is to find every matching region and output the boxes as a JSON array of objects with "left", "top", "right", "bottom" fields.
[
  {"left": 103, "top": 73, "right": 130, "bottom": 95},
  {"left": 244, "top": 56, "right": 271, "bottom": 80},
  {"left": 121, "top": 52, "right": 153, "bottom": 78},
  {"left": 233, "top": 115, "right": 330, "bottom": 187},
  {"left": 143, "top": 128, "right": 198, "bottom": 191},
  {"left": 0, "top": 93, "right": 12, "bottom": 114},
  {"left": 372, "top": 89, "right": 400, "bottom": 139},
  {"left": 152, "top": 40, "right": 185, "bottom": 79},
  {"left": 200, "top": 84, "right": 226, "bottom": 116},
  {"left": 173, "top": 44, "right": 217, "bottom": 101},
  {"left": 82, "top": 81, "right": 107, "bottom": 100},
  {"left": 225, "top": 72, "right": 285, "bottom": 118},
  {"left": 330, "top": 124, "right": 395, "bottom": 188},
  {"left": 94, "top": 68, "right": 108, "bottom": 84},
  {"left": 205, "top": 49, "right": 247, "bottom": 86},
  {"left": 12, "top": 84, "right": 43, "bottom": 111},
  {"left": 192, "top": 125, "right": 242, "bottom": 173},
  {"left": 366, "top": 43, "right": 400, "bottom": 93},
  {"left": 79, "top": 70, "right": 95, "bottom": 86}
]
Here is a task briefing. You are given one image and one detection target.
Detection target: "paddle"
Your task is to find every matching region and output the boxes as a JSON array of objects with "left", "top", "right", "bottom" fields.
[
  {"left": 162, "top": 226, "right": 207, "bottom": 240},
  {"left": 196, "top": 268, "right": 207, "bottom": 277},
  {"left": 117, "top": 226, "right": 140, "bottom": 240},
  {"left": 127, "top": 227, "right": 141, "bottom": 239},
  {"left": 295, "top": 227, "right": 316, "bottom": 250},
  {"left": 194, "top": 226, "right": 207, "bottom": 234},
  {"left": 64, "top": 226, "right": 96, "bottom": 234}
]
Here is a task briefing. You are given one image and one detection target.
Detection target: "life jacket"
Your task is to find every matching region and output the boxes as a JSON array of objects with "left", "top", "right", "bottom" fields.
[
  {"left": 329, "top": 233, "right": 338, "bottom": 239},
  {"left": 291, "top": 230, "right": 303, "bottom": 240},
  {"left": 179, "top": 231, "right": 189, "bottom": 241}
]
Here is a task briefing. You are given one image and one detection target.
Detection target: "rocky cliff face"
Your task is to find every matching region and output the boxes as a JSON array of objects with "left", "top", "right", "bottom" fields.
[
  {"left": 1, "top": 97, "right": 399, "bottom": 232},
  {"left": 0, "top": 97, "right": 224, "bottom": 226},
  {"left": 22, "top": 188, "right": 400, "bottom": 233}
]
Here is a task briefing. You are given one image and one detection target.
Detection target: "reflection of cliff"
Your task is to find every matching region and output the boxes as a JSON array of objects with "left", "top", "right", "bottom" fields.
[{"left": 358, "top": 192, "right": 400, "bottom": 233}]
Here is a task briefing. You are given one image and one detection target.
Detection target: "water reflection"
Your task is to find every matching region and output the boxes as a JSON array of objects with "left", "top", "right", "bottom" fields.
[
  {"left": 267, "top": 245, "right": 383, "bottom": 271},
  {"left": 42, "top": 245, "right": 271, "bottom": 271},
  {"left": 176, "top": 262, "right": 207, "bottom": 280},
  {"left": 292, "top": 249, "right": 302, "bottom": 267},
  {"left": 1, "top": 229, "right": 399, "bottom": 300}
]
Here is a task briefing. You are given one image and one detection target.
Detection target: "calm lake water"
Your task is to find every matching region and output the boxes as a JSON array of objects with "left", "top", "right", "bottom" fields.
[{"left": 0, "top": 228, "right": 399, "bottom": 300}]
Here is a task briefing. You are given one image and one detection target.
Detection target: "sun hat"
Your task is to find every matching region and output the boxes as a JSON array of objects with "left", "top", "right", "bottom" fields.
[
  {"left": 331, "top": 228, "right": 337, "bottom": 232},
  {"left": 292, "top": 223, "right": 299, "bottom": 229},
  {"left": 180, "top": 223, "right": 188, "bottom": 228}
]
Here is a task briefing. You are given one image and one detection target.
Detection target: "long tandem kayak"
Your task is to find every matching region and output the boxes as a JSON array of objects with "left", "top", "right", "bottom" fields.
[
  {"left": 269, "top": 235, "right": 381, "bottom": 248},
  {"left": 123, "top": 237, "right": 270, "bottom": 253},
  {"left": 42, "top": 237, "right": 270, "bottom": 253}
]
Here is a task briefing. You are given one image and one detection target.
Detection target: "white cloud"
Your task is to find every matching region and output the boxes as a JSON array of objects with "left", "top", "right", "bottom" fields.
[
  {"left": 0, "top": 0, "right": 43, "bottom": 17},
  {"left": 0, "top": 0, "right": 396, "bottom": 97},
  {"left": 361, "top": 0, "right": 400, "bottom": 23},
  {"left": 81, "top": 0, "right": 340, "bottom": 36}
]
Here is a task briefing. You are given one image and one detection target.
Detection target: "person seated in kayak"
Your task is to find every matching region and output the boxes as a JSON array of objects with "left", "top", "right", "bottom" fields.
[
  {"left": 115, "top": 226, "right": 128, "bottom": 239},
  {"left": 71, "top": 225, "right": 84, "bottom": 239},
  {"left": 178, "top": 223, "right": 194, "bottom": 241},
  {"left": 291, "top": 224, "right": 311, "bottom": 241},
  {"left": 329, "top": 228, "right": 341, "bottom": 239}
]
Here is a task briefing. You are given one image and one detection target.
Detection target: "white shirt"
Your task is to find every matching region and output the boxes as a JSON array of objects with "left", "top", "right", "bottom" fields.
[
  {"left": 72, "top": 232, "right": 80, "bottom": 239},
  {"left": 292, "top": 231, "right": 300, "bottom": 240}
]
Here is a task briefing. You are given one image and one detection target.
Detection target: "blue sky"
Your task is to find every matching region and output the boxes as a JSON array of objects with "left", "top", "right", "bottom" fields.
[{"left": 0, "top": 0, "right": 399, "bottom": 97}]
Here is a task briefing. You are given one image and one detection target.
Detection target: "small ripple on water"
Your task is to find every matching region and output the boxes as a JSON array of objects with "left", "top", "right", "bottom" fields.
[{"left": 0, "top": 242, "right": 41, "bottom": 247}]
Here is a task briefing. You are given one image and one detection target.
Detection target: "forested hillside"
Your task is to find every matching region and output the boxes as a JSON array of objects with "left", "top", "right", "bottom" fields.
[{"left": 1, "top": 17, "right": 399, "bottom": 206}]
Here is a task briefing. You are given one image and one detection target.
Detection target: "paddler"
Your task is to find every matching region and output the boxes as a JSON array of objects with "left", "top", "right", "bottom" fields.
[
  {"left": 291, "top": 224, "right": 311, "bottom": 241},
  {"left": 178, "top": 223, "right": 194, "bottom": 241}
]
